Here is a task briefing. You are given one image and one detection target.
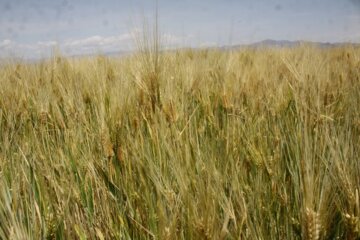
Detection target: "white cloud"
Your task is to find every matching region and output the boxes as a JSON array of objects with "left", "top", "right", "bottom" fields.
[
  {"left": 159, "top": 33, "right": 193, "bottom": 49},
  {"left": 0, "top": 39, "right": 60, "bottom": 59},
  {"left": 199, "top": 41, "right": 217, "bottom": 48},
  {"left": 0, "top": 32, "right": 190, "bottom": 59},
  {"left": 0, "top": 39, "right": 12, "bottom": 47},
  {"left": 0, "top": 34, "right": 133, "bottom": 59},
  {"left": 62, "top": 33, "right": 133, "bottom": 55},
  {"left": 37, "top": 41, "right": 58, "bottom": 48},
  {"left": 64, "top": 34, "right": 131, "bottom": 47}
]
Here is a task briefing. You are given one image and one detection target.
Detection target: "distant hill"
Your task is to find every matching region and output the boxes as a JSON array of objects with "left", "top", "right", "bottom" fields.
[
  {"left": 222, "top": 39, "right": 360, "bottom": 50},
  {"left": 87, "top": 40, "right": 360, "bottom": 58},
  {"left": 2, "top": 40, "right": 359, "bottom": 63}
]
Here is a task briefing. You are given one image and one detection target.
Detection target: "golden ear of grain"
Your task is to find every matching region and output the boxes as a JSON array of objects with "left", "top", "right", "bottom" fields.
[
  {"left": 304, "top": 208, "right": 321, "bottom": 240},
  {"left": 163, "top": 101, "right": 178, "bottom": 123},
  {"left": 105, "top": 143, "right": 114, "bottom": 159},
  {"left": 194, "top": 217, "right": 211, "bottom": 240},
  {"left": 39, "top": 111, "right": 48, "bottom": 124},
  {"left": 116, "top": 145, "right": 123, "bottom": 164},
  {"left": 221, "top": 94, "right": 234, "bottom": 112},
  {"left": 100, "top": 130, "right": 114, "bottom": 159},
  {"left": 344, "top": 213, "right": 360, "bottom": 236}
]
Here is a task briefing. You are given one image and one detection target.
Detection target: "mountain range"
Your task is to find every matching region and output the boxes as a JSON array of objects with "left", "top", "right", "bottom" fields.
[
  {"left": 102, "top": 39, "right": 359, "bottom": 57},
  {"left": 221, "top": 39, "right": 359, "bottom": 50}
]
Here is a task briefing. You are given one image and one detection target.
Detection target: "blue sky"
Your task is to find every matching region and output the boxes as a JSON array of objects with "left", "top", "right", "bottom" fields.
[{"left": 1, "top": 0, "right": 359, "bottom": 58}]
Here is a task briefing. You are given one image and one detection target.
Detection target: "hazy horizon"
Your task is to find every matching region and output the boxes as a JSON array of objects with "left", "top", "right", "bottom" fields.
[{"left": 1, "top": 0, "right": 359, "bottom": 59}]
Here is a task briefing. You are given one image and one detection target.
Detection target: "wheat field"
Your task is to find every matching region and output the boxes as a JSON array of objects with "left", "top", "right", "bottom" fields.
[{"left": 0, "top": 45, "right": 359, "bottom": 239}]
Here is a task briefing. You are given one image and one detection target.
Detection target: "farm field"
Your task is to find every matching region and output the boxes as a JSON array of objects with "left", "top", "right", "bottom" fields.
[{"left": 0, "top": 46, "right": 359, "bottom": 239}]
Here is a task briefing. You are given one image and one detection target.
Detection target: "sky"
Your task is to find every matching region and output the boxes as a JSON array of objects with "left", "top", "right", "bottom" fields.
[{"left": 1, "top": 0, "right": 360, "bottom": 59}]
